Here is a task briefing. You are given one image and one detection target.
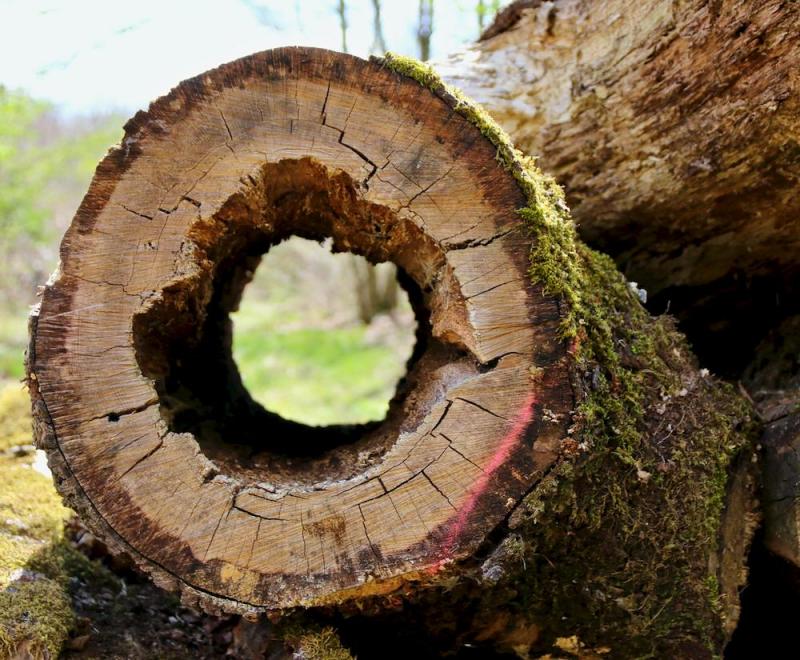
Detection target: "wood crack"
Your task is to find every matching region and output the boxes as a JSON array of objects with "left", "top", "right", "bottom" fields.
[
  {"left": 203, "top": 506, "right": 230, "bottom": 562},
  {"left": 358, "top": 504, "right": 383, "bottom": 560},
  {"left": 464, "top": 278, "right": 520, "bottom": 300},
  {"left": 321, "top": 104, "right": 379, "bottom": 188},
  {"left": 445, "top": 226, "right": 517, "bottom": 251},
  {"left": 119, "top": 204, "right": 154, "bottom": 220},
  {"left": 439, "top": 433, "right": 487, "bottom": 474},
  {"left": 422, "top": 470, "right": 458, "bottom": 510},
  {"left": 116, "top": 437, "right": 164, "bottom": 481},
  {"left": 218, "top": 109, "right": 234, "bottom": 142},
  {"left": 455, "top": 397, "right": 510, "bottom": 421},
  {"left": 85, "top": 397, "right": 159, "bottom": 424},
  {"left": 231, "top": 503, "right": 290, "bottom": 522},
  {"left": 398, "top": 165, "right": 455, "bottom": 211}
]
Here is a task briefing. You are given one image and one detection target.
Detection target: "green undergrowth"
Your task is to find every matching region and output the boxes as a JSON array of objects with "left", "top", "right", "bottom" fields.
[
  {"left": 380, "top": 53, "right": 756, "bottom": 655},
  {"left": 0, "top": 384, "right": 117, "bottom": 659}
]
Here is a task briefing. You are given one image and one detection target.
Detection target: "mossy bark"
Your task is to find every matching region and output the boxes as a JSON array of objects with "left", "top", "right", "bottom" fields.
[
  {"left": 437, "top": 0, "right": 800, "bottom": 378},
  {"left": 315, "top": 53, "right": 760, "bottom": 658}
]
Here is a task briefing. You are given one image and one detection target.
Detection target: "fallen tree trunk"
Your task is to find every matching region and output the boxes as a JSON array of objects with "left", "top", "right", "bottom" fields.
[
  {"left": 437, "top": 0, "right": 800, "bottom": 375},
  {"left": 27, "top": 48, "right": 757, "bottom": 657}
]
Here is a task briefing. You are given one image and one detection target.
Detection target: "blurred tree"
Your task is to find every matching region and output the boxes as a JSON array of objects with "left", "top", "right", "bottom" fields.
[
  {"left": 0, "top": 88, "right": 51, "bottom": 244},
  {"left": 370, "top": 0, "right": 387, "bottom": 55},
  {"left": 238, "top": 0, "right": 279, "bottom": 27},
  {"left": 332, "top": 0, "right": 402, "bottom": 323},
  {"left": 417, "top": 0, "right": 434, "bottom": 61},
  {"left": 0, "top": 88, "right": 120, "bottom": 303},
  {"left": 337, "top": 0, "right": 348, "bottom": 53},
  {"left": 476, "top": 0, "right": 501, "bottom": 31}
]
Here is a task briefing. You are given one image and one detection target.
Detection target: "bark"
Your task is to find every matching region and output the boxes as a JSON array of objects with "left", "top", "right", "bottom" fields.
[
  {"left": 437, "top": 0, "right": 800, "bottom": 375},
  {"left": 743, "top": 315, "right": 800, "bottom": 567},
  {"left": 27, "top": 48, "right": 757, "bottom": 657}
]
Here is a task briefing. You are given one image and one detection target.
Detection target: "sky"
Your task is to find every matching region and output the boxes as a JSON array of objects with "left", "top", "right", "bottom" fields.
[{"left": 0, "top": 0, "right": 487, "bottom": 116}]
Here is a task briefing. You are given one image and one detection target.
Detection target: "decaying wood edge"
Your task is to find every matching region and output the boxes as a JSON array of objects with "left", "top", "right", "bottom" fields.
[{"left": 26, "top": 306, "right": 257, "bottom": 617}]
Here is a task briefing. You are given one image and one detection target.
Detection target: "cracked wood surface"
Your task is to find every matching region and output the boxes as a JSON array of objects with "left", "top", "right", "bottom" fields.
[
  {"left": 438, "top": 0, "right": 800, "bottom": 371},
  {"left": 28, "top": 48, "right": 572, "bottom": 613}
]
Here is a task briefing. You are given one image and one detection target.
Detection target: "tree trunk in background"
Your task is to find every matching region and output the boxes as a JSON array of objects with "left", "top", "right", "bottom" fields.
[
  {"left": 437, "top": 0, "right": 800, "bottom": 376},
  {"left": 417, "top": 0, "right": 434, "bottom": 62},
  {"left": 27, "top": 48, "right": 758, "bottom": 658},
  {"left": 348, "top": 258, "right": 399, "bottom": 324},
  {"left": 371, "top": 0, "right": 387, "bottom": 55}
]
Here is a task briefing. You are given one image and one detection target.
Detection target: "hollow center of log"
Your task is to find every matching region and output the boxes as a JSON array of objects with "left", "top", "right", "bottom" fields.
[
  {"left": 132, "top": 158, "right": 466, "bottom": 486},
  {"left": 230, "top": 236, "right": 417, "bottom": 427}
]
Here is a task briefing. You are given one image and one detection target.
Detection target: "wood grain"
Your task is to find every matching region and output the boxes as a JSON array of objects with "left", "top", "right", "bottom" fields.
[{"left": 28, "top": 47, "right": 572, "bottom": 613}]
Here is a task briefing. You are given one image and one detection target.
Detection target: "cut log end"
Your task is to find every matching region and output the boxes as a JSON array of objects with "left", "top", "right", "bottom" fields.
[
  {"left": 27, "top": 47, "right": 572, "bottom": 614},
  {"left": 27, "top": 47, "right": 758, "bottom": 656}
]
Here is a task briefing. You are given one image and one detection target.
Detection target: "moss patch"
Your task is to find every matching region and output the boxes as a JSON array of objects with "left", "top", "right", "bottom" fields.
[
  {"left": 379, "top": 53, "right": 756, "bottom": 656},
  {"left": 500, "top": 252, "right": 754, "bottom": 656},
  {"left": 0, "top": 384, "right": 33, "bottom": 451},
  {"left": 279, "top": 620, "right": 355, "bottom": 660},
  {"left": 0, "top": 383, "right": 117, "bottom": 659}
]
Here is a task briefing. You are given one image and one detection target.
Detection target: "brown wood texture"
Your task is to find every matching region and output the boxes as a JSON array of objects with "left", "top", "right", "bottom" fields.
[
  {"left": 438, "top": 0, "right": 800, "bottom": 373},
  {"left": 744, "top": 315, "right": 800, "bottom": 567},
  {"left": 27, "top": 47, "right": 572, "bottom": 614}
]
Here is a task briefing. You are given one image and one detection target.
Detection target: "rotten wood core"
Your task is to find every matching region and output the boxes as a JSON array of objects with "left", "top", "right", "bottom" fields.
[{"left": 28, "top": 47, "right": 571, "bottom": 614}]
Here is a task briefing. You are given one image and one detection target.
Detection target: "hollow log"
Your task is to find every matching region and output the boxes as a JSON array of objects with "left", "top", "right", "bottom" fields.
[
  {"left": 437, "top": 0, "right": 800, "bottom": 375},
  {"left": 27, "top": 48, "right": 757, "bottom": 657}
]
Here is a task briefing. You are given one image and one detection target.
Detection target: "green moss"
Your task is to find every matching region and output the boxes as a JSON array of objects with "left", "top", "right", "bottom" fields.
[
  {"left": 0, "top": 535, "right": 117, "bottom": 659},
  {"left": 380, "top": 53, "right": 755, "bottom": 655},
  {"left": 294, "top": 627, "right": 354, "bottom": 660},
  {"left": 0, "top": 383, "right": 118, "bottom": 659},
  {"left": 279, "top": 621, "right": 354, "bottom": 660},
  {"left": 0, "top": 578, "right": 73, "bottom": 659},
  {"left": 0, "top": 456, "right": 75, "bottom": 660},
  {"left": 0, "top": 384, "right": 32, "bottom": 451},
  {"left": 0, "top": 461, "right": 67, "bottom": 545}
]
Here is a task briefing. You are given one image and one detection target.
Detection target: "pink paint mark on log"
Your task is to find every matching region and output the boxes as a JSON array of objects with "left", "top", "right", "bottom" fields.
[{"left": 430, "top": 392, "right": 538, "bottom": 573}]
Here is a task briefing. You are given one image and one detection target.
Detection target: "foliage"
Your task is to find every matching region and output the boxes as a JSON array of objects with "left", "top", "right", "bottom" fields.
[
  {"left": 0, "top": 87, "right": 121, "bottom": 244},
  {"left": 0, "top": 89, "right": 50, "bottom": 243},
  {"left": 0, "top": 87, "right": 123, "bottom": 384},
  {"left": 233, "top": 298, "right": 414, "bottom": 426}
]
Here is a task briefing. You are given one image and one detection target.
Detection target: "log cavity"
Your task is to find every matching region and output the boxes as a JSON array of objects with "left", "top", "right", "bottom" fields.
[
  {"left": 231, "top": 236, "right": 416, "bottom": 427},
  {"left": 132, "top": 158, "right": 469, "bottom": 487}
]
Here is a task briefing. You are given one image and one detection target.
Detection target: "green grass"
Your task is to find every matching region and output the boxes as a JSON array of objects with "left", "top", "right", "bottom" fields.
[
  {"left": 232, "top": 299, "right": 412, "bottom": 427},
  {"left": 0, "top": 312, "right": 27, "bottom": 383}
]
